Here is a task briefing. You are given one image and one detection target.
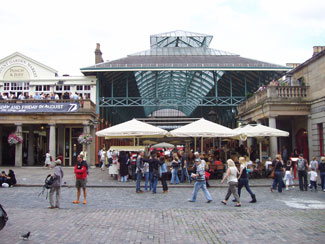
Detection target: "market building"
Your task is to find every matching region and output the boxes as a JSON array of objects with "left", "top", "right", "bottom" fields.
[
  {"left": 81, "top": 30, "right": 290, "bottom": 152},
  {"left": 0, "top": 52, "right": 97, "bottom": 166},
  {"left": 237, "top": 46, "right": 325, "bottom": 160}
]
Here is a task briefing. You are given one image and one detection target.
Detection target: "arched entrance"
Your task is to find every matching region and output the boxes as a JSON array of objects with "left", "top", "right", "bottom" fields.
[{"left": 296, "top": 128, "right": 309, "bottom": 159}]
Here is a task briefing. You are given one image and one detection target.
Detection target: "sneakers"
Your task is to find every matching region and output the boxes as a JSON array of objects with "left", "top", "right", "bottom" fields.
[
  {"left": 188, "top": 200, "right": 195, "bottom": 202},
  {"left": 206, "top": 200, "right": 212, "bottom": 203},
  {"left": 136, "top": 190, "right": 144, "bottom": 193}
]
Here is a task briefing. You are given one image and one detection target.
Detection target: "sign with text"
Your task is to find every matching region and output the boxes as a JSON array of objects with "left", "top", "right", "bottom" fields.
[{"left": 0, "top": 102, "right": 80, "bottom": 113}]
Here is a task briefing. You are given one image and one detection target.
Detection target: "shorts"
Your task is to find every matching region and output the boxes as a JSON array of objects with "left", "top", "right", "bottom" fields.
[{"left": 75, "top": 179, "right": 87, "bottom": 188}]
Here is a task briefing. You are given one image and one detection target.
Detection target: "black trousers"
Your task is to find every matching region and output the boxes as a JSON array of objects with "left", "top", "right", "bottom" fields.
[
  {"left": 298, "top": 170, "right": 308, "bottom": 191},
  {"left": 161, "top": 172, "right": 168, "bottom": 191}
]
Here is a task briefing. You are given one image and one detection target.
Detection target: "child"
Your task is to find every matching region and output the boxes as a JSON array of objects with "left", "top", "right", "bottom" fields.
[
  {"left": 309, "top": 168, "right": 318, "bottom": 191},
  {"left": 284, "top": 160, "right": 294, "bottom": 190}
]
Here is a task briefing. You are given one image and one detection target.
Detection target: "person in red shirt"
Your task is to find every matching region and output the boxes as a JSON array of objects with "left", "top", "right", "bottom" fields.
[{"left": 73, "top": 155, "right": 88, "bottom": 204}]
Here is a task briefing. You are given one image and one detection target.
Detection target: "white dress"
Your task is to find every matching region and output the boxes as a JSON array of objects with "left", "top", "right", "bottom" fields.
[
  {"left": 45, "top": 153, "right": 51, "bottom": 166},
  {"left": 109, "top": 158, "right": 118, "bottom": 175}
]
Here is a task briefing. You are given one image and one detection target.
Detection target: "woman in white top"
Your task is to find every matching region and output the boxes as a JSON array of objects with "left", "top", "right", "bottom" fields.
[
  {"left": 44, "top": 151, "right": 52, "bottom": 169},
  {"left": 221, "top": 159, "right": 241, "bottom": 207},
  {"left": 109, "top": 151, "right": 118, "bottom": 179}
]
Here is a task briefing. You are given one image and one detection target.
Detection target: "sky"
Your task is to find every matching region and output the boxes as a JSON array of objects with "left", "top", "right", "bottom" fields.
[{"left": 0, "top": 0, "right": 324, "bottom": 76}]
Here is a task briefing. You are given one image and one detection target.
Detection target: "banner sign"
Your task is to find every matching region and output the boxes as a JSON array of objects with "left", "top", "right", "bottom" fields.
[{"left": 0, "top": 102, "right": 80, "bottom": 113}]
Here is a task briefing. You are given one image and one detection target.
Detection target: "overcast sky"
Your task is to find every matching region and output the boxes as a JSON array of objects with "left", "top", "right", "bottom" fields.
[{"left": 1, "top": 0, "right": 324, "bottom": 76}]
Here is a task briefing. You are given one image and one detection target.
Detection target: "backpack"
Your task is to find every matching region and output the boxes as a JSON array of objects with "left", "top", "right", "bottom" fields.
[
  {"left": 44, "top": 174, "right": 55, "bottom": 189},
  {"left": 38, "top": 174, "right": 55, "bottom": 199},
  {"left": 0, "top": 204, "right": 8, "bottom": 231},
  {"left": 297, "top": 158, "right": 306, "bottom": 171}
]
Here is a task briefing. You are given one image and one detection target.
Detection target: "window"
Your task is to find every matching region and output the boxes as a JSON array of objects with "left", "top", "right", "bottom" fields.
[
  {"left": 55, "top": 85, "right": 62, "bottom": 91},
  {"left": 76, "top": 85, "right": 83, "bottom": 91},
  {"left": 64, "top": 85, "right": 70, "bottom": 91},
  {"left": 44, "top": 85, "right": 50, "bottom": 91},
  {"left": 84, "top": 85, "right": 91, "bottom": 90},
  {"left": 36, "top": 85, "right": 42, "bottom": 91},
  {"left": 4, "top": 83, "right": 10, "bottom": 90}
]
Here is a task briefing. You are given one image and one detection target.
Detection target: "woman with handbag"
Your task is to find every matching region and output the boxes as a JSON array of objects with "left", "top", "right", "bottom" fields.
[{"left": 270, "top": 155, "right": 285, "bottom": 193}]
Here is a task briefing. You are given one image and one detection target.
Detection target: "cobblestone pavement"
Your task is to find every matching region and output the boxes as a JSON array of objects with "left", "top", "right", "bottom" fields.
[
  {"left": 0, "top": 166, "right": 312, "bottom": 187},
  {"left": 1, "top": 185, "right": 325, "bottom": 244}
]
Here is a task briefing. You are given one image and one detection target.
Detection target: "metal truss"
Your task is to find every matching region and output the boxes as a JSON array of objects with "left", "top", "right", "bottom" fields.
[{"left": 99, "top": 96, "right": 246, "bottom": 107}]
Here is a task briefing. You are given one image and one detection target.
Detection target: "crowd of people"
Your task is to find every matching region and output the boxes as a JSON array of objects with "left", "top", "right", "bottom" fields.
[{"left": 0, "top": 91, "right": 88, "bottom": 101}]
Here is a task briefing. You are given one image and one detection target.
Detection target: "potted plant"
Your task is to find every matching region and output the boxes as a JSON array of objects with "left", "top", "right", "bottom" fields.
[
  {"left": 8, "top": 133, "right": 23, "bottom": 145},
  {"left": 77, "top": 134, "right": 93, "bottom": 145}
]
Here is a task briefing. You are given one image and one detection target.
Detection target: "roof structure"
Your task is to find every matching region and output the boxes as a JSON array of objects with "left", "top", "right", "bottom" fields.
[{"left": 81, "top": 30, "right": 291, "bottom": 124}]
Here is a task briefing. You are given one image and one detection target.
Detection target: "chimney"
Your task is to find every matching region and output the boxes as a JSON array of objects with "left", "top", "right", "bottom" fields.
[
  {"left": 313, "top": 46, "right": 325, "bottom": 56},
  {"left": 95, "top": 43, "right": 104, "bottom": 64}
]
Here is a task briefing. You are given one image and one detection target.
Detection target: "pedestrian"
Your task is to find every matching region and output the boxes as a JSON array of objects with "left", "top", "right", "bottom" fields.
[
  {"left": 318, "top": 157, "right": 325, "bottom": 192},
  {"left": 131, "top": 152, "right": 138, "bottom": 181},
  {"left": 43, "top": 150, "right": 52, "bottom": 169},
  {"left": 73, "top": 155, "right": 88, "bottom": 204},
  {"left": 136, "top": 151, "right": 145, "bottom": 193},
  {"left": 170, "top": 153, "right": 180, "bottom": 184},
  {"left": 159, "top": 156, "right": 168, "bottom": 193},
  {"left": 221, "top": 159, "right": 241, "bottom": 207},
  {"left": 308, "top": 168, "right": 318, "bottom": 191},
  {"left": 297, "top": 154, "right": 308, "bottom": 191},
  {"left": 180, "top": 150, "right": 191, "bottom": 183},
  {"left": 236, "top": 157, "right": 256, "bottom": 203},
  {"left": 49, "top": 159, "right": 64, "bottom": 209},
  {"left": 271, "top": 155, "right": 285, "bottom": 193},
  {"left": 119, "top": 151, "right": 129, "bottom": 182},
  {"left": 109, "top": 151, "right": 118, "bottom": 180},
  {"left": 151, "top": 154, "right": 160, "bottom": 194},
  {"left": 188, "top": 159, "right": 212, "bottom": 203},
  {"left": 283, "top": 160, "right": 294, "bottom": 190},
  {"left": 100, "top": 147, "right": 106, "bottom": 170},
  {"left": 309, "top": 156, "right": 318, "bottom": 171}
]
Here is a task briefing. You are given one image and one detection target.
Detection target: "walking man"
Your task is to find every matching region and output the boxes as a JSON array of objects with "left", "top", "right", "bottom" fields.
[
  {"left": 49, "top": 159, "right": 64, "bottom": 209},
  {"left": 189, "top": 159, "right": 212, "bottom": 203},
  {"left": 73, "top": 155, "right": 88, "bottom": 204}
]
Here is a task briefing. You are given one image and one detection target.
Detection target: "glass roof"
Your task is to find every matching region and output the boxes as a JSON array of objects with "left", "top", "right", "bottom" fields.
[{"left": 150, "top": 30, "right": 213, "bottom": 48}]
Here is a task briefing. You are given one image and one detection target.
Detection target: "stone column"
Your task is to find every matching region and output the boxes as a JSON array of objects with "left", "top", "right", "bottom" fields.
[
  {"left": 49, "top": 124, "right": 56, "bottom": 160},
  {"left": 83, "top": 124, "right": 92, "bottom": 165},
  {"left": 0, "top": 126, "right": 2, "bottom": 165},
  {"left": 89, "top": 125, "right": 96, "bottom": 166},
  {"left": 269, "top": 116, "right": 278, "bottom": 159},
  {"left": 307, "top": 115, "right": 313, "bottom": 162},
  {"left": 27, "top": 125, "right": 35, "bottom": 166},
  {"left": 15, "top": 123, "right": 23, "bottom": 167}
]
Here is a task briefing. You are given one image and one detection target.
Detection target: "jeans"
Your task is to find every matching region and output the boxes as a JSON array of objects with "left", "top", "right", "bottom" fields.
[
  {"left": 161, "top": 172, "right": 168, "bottom": 192},
  {"left": 136, "top": 171, "right": 142, "bottom": 192},
  {"left": 171, "top": 167, "right": 179, "bottom": 184},
  {"left": 152, "top": 176, "right": 158, "bottom": 193},
  {"left": 120, "top": 175, "right": 127, "bottom": 182},
  {"left": 144, "top": 172, "right": 150, "bottom": 191},
  {"left": 190, "top": 181, "right": 212, "bottom": 201},
  {"left": 320, "top": 172, "right": 325, "bottom": 190},
  {"left": 238, "top": 178, "right": 254, "bottom": 197},
  {"left": 310, "top": 180, "right": 317, "bottom": 190},
  {"left": 149, "top": 172, "right": 154, "bottom": 191},
  {"left": 181, "top": 167, "right": 191, "bottom": 183},
  {"left": 298, "top": 170, "right": 308, "bottom": 191},
  {"left": 272, "top": 171, "right": 283, "bottom": 192}
]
